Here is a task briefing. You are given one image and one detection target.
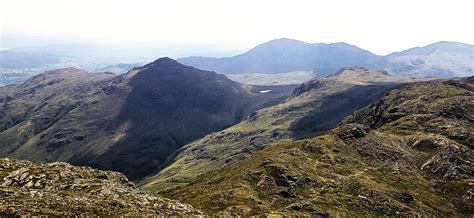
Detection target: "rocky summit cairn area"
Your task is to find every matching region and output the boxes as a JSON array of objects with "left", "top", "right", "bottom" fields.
[{"left": 0, "top": 158, "right": 201, "bottom": 216}]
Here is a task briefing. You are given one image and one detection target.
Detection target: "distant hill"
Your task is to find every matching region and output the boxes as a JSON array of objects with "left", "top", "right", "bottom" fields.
[
  {"left": 178, "top": 39, "right": 474, "bottom": 79},
  {"left": 153, "top": 76, "right": 473, "bottom": 216},
  {"left": 178, "top": 39, "right": 380, "bottom": 76},
  {"left": 0, "top": 58, "right": 295, "bottom": 181},
  {"left": 383, "top": 41, "right": 474, "bottom": 78}
]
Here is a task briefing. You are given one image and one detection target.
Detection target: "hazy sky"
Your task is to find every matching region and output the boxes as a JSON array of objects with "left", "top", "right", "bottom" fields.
[{"left": 1, "top": 0, "right": 473, "bottom": 55}]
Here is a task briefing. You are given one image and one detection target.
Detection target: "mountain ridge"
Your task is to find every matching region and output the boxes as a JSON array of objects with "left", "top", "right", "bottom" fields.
[
  {"left": 178, "top": 39, "right": 474, "bottom": 78},
  {"left": 178, "top": 39, "right": 380, "bottom": 76}
]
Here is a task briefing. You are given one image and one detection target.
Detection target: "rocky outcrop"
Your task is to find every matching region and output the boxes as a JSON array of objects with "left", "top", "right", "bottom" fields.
[{"left": 0, "top": 158, "right": 201, "bottom": 216}]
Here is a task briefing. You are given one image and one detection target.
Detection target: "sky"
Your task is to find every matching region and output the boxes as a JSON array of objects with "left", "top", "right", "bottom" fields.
[{"left": 1, "top": 0, "right": 473, "bottom": 55}]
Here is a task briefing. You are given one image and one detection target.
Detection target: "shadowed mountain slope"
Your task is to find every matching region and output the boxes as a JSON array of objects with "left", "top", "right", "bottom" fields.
[{"left": 0, "top": 58, "right": 295, "bottom": 180}]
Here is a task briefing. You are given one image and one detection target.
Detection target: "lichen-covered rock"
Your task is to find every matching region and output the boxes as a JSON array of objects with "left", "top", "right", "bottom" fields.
[{"left": 0, "top": 158, "right": 201, "bottom": 216}]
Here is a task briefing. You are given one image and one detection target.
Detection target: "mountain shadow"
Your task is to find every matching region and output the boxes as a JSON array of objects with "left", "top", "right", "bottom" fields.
[{"left": 289, "top": 83, "right": 405, "bottom": 139}]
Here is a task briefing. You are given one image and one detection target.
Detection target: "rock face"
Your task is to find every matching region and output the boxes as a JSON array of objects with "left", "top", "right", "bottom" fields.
[
  {"left": 0, "top": 158, "right": 201, "bottom": 216},
  {"left": 157, "top": 77, "right": 473, "bottom": 216}
]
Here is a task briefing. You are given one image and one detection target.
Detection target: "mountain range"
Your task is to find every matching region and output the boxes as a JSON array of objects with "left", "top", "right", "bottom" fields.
[
  {"left": 179, "top": 39, "right": 380, "bottom": 76},
  {"left": 1, "top": 39, "right": 473, "bottom": 87},
  {"left": 0, "top": 56, "right": 472, "bottom": 216},
  {"left": 178, "top": 39, "right": 474, "bottom": 79}
]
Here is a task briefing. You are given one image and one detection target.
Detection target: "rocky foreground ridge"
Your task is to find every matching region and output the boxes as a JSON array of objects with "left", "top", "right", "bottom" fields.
[
  {"left": 0, "top": 158, "right": 201, "bottom": 216},
  {"left": 161, "top": 77, "right": 473, "bottom": 216}
]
